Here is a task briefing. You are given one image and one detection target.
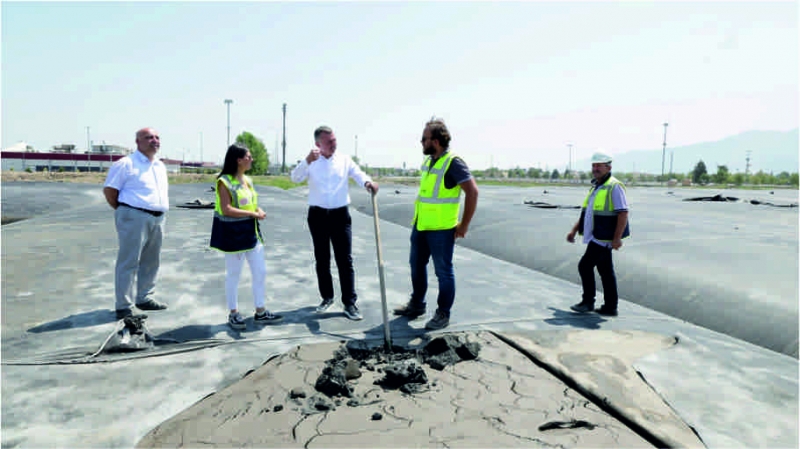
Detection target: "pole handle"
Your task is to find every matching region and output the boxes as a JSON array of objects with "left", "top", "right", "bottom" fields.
[{"left": 371, "top": 192, "right": 392, "bottom": 351}]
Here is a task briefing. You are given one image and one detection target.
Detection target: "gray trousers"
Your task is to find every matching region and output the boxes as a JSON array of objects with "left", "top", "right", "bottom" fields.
[{"left": 114, "top": 206, "right": 165, "bottom": 310}]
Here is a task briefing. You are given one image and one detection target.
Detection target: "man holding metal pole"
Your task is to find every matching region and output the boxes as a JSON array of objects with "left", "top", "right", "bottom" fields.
[
  {"left": 291, "top": 126, "right": 378, "bottom": 321},
  {"left": 393, "top": 118, "right": 479, "bottom": 330}
]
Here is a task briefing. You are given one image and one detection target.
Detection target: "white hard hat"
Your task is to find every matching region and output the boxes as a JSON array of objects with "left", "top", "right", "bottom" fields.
[{"left": 591, "top": 152, "right": 612, "bottom": 164}]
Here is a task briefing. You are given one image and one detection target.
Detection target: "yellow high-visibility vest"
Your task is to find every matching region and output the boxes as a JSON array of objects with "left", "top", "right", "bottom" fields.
[
  {"left": 580, "top": 175, "right": 630, "bottom": 241},
  {"left": 413, "top": 152, "right": 462, "bottom": 231},
  {"left": 210, "top": 174, "right": 262, "bottom": 253},
  {"left": 215, "top": 175, "right": 258, "bottom": 214}
]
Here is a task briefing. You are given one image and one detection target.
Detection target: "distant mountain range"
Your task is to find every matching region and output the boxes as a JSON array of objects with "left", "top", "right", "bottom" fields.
[{"left": 576, "top": 129, "right": 799, "bottom": 175}]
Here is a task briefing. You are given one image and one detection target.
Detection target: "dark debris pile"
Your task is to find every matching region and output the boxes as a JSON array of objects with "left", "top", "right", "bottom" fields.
[{"left": 295, "top": 334, "right": 482, "bottom": 413}]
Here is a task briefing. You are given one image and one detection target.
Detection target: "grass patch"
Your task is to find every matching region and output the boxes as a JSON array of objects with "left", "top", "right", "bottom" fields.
[
  {"left": 250, "top": 176, "right": 304, "bottom": 190},
  {"left": 170, "top": 174, "right": 305, "bottom": 190}
]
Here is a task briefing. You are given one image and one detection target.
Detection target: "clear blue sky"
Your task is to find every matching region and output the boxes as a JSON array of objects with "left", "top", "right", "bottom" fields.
[{"left": 2, "top": 1, "right": 797, "bottom": 170}]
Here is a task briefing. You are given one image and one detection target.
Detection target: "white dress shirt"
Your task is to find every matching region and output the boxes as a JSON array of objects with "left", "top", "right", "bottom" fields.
[
  {"left": 291, "top": 152, "right": 371, "bottom": 209},
  {"left": 104, "top": 150, "right": 169, "bottom": 212}
]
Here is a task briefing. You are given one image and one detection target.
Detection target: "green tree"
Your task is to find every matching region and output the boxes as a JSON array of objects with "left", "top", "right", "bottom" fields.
[
  {"left": 692, "top": 160, "right": 707, "bottom": 184},
  {"left": 714, "top": 165, "right": 730, "bottom": 184},
  {"left": 750, "top": 170, "right": 776, "bottom": 185},
  {"left": 235, "top": 131, "right": 269, "bottom": 175},
  {"left": 731, "top": 172, "right": 745, "bottom": 186},
  {"left": 790, "top": 173, "right": 799, "bottom": 186},
  {"left": 526, "top": 167, "right": 542, "bottom": 179},
  {"left": 510, "top": 166, "right": 526, "bottom": 178},
  {"left": 550, "top": 169, "right": 560, "bottom": 180}
]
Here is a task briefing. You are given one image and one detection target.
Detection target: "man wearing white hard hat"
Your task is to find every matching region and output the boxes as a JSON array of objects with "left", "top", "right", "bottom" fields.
[{"left": 566, "top": 151, "right": 630, "bottom": 316}]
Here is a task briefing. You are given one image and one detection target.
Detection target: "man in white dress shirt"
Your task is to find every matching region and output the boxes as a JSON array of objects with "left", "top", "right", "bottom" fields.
[
  {"left": 103, "top": 127, "right": 170, "bottom": 320},
  {"left": 291, "top": 126, "right": 379, "bottom": 321}
]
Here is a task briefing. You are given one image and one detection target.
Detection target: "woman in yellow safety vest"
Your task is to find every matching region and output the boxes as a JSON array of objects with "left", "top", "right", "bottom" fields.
[{"left": 210, "top": 144, "right": 283, "bottom": 329}]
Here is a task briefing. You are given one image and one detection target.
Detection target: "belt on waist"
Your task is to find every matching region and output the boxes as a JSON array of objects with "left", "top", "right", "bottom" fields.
[
  {"left": 309, "top": 205, "right": 347, "bottom": 212},
  {"left": 118, "top": 202, "right": 164, "bottom": 217}
]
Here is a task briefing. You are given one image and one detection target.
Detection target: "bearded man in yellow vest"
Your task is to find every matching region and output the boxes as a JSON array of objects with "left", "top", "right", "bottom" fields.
[
  {"left": 393, "top": 118, "right": 479, "bottom": 330},
  {"left": 566, "top": 152, "right": 630, "bottom": 317}
]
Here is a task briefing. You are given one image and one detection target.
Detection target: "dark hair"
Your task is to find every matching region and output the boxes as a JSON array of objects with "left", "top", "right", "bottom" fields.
[
  {"left": 218, "top": 143, "right": 249, "bottom": 178},
  {"left": 426, "top": 118, "right": 451, "bottom": 150},
  {"left": 314, "top": 125, "right": 333, "bottom": 142}
]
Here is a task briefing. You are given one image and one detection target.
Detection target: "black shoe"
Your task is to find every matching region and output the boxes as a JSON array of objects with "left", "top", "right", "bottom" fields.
[
  {"left": 425, "top": 310, "right": 450, "bottom": 330},
  {"left": 254, "top": 310, "right": 284, "bottom": 325},
  {"left": 393, "top": 301, "right": 426, "bottom": 319},
  {"left": 343, "top": 304, "right": 363, "bottom": 321},
  {"left": 228, "top": 311, "right": 247, "bottom": 330},
  {"left": 115, "top": 308, "right": 146, "bottom": 320},
  {"left": 315, "top": 298, "right": 334, "bottom": 313},
  {"left": 570, "top": 302, "right": 595, "bottom": 313},
  {"left": 115, "top": 308, "right": 133, "bottom": 320},
  {"left": 136, "top": 299, "right": 168, "bottom": 311},
  {"left": 594, "top": 306, "right": 618, "bottom": 317}
]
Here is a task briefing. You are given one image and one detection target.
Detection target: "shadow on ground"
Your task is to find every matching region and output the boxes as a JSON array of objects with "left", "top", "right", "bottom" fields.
[
  {"left": 543, "top": 307, "right": 607, "bottom": 330},
  {"left": 27, "top": 309, "right": 118, "bottom": 333}
]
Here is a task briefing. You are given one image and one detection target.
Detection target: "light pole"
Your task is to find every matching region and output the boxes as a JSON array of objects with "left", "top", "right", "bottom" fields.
[
  {"left": 281, "top": 103, "right": 287, "bottom": 174},
  {"left": 669, "top": 151, "right": 674, "bottom": 178},
  {"left": 567, "top": 143, "right": 573, "bottom": 176},
  {"left": 224, "top": 99, "right": 233, "bottom": 147},
  {"left": 661, "top": 122, "right": 668, "bottom": 186}
]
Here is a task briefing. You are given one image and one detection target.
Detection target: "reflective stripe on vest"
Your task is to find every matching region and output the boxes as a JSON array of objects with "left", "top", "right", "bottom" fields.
[
  {"left": 413, "top": 152, "right": 461, "bottom": 231},
  {"left": 580, "top": 175, "right": 630, "bottom": 241},
  {"left": 581, "top": 175, "right": 623, "bottom": 216}
]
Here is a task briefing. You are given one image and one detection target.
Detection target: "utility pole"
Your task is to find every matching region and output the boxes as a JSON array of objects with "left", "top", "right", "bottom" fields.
[
  {"left": 281, "top": 103, "right": 287, "bottom": 174},
  {"left": 224, "top": 99, "right": 233, "bottom": 147},
  {"left": 669, "top": 151, "right": 674, "bottom": 178},
  {"left": 567, "top": 143, "right": 573, "bottom": 175},
  {"left": 274, "top": 134, "right": 279, "bottom": 174},
  {"left": 199, "top": 132, "right": 204, "bottom": 167},
  {"left": 745, "top": 150, "right": 752, "bottom": 177},
  {"left": 661, "top": 122, "right": 668, "bottom": 186}
]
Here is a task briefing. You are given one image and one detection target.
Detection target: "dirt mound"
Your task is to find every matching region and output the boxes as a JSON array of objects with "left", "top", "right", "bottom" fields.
[{"left": 300, "top": 335, "right": 482, "bottom": 414}]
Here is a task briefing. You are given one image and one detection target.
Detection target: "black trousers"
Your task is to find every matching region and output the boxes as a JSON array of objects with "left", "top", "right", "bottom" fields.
[
  {"left": 578, "top": 241, "right": 618, "bottom": 309},
  {"left": 307, "top": 206, "right": 356, "bottom": 306}
]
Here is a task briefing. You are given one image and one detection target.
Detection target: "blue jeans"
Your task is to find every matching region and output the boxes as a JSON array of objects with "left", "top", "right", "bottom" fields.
[{"left": 409, "top": 227, "right": 456, "bottom": 316}]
